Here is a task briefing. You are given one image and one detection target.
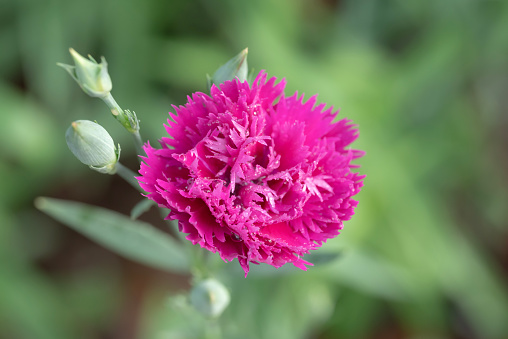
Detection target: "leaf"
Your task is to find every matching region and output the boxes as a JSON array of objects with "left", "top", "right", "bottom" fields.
[
  {"left": 223, "top": 250, "right": 342, "bottom": 277},
  {"left": 325, "top": 250, "right": 412, "bottom": 301},
  {"left": 35, "top": 197, "right": 189, "bottom": 273},
  {"left": 130, "top": 198, "right": 156, "bottom": 220},
  {"left": 305, "top": 251, "right": 342, "bottom": 265}
]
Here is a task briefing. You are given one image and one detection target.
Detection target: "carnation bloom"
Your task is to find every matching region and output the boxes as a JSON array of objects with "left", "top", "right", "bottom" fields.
[{"left": 138, "top": 71, "right": 364, "bottom": 276}]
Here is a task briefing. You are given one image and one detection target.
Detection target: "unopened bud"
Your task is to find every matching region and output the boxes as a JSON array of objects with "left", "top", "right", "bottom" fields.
[
  {"left": 65, "top": 120, "right": 120, "bottom": 174},
  {"left": 190, "top": 279, "right": 230, "bottom": 318},
  {"left": 58, "top": 48, "right": 112, "bottom": 98},
  {"left": 208, "top": 48, "right": 248, "bottom": 90}
]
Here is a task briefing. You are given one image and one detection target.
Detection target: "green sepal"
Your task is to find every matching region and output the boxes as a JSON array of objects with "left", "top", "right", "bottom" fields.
[{"left": 89, "top": 144, "right": 120, "bottom": 175}]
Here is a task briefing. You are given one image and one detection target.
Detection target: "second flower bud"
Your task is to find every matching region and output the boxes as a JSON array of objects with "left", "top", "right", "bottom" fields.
[{"left": 65, "top": 120, "right": 120, "bottom": 174}]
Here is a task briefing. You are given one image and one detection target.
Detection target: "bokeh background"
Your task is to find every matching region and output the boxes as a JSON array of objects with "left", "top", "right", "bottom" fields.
[{"left": 1, "top": 0, "right": 508, "bottom": 338}]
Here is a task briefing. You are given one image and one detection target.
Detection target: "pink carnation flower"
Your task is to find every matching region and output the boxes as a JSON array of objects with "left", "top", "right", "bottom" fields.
[{"left": 138, "top": 71, "right": 364, "bottom": 276}]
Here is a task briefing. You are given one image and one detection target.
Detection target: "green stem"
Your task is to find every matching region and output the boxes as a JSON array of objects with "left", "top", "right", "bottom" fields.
[
  {"left": 132, "top": 130, "right": 145, "bottom": 157},
  {"left": 102, "top": 93, "right": 145, "bottom": 158},
  {"left": 102, "top": 93, "right": 122, "bottom": 114},
  {"left": 191, "top": 245, "right": 207, "bottom": 279},
  {"left": 204, "top": 319, "right": 222, "bottom": 339},
  {"left": 116, "top": 162, "right": 143, "bottom": 192}
]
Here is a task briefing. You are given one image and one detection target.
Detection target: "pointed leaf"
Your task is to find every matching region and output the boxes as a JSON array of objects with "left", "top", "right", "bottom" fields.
[
  {"left": 130, "top": 198, "right": 155, "bottom": 220},
  {"left": 35, "top": 197, "right": 189, "bottom": 273}
]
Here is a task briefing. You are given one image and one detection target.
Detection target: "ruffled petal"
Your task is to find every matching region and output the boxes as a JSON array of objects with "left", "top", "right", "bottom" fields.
[{"left": 137, "top": 71, "right": 364, "bottom": 275}]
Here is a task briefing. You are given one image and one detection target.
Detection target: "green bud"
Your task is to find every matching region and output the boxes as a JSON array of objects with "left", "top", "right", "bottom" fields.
[
  {"left": 190, "top": 279, "right": 230, "bottom": 318},
  {"left": 208, "top": 48, "right": 248, "bottom": 90},
  {"left": 58, "top": 48, "right": 112, "bottom": 98},
  {"left": 65, "top": 120, "right": 120, "bottom": 174}
]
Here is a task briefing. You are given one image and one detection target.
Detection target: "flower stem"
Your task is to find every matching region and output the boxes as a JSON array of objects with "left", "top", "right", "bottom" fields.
[
  {"left": 132, "top": 130, "right": 145, "bottom": 157},
  {"left": 102, "top": 93, "right": 145, "bottom": 157},
  {"left": 102, "top": 92, "right": 122, "bottom": 117},
  {"left": 204, "top": 319, "right": 222, "bottom": 339},
  {"left": 116, "top": 162, "right": 142, "bottom": 192}
]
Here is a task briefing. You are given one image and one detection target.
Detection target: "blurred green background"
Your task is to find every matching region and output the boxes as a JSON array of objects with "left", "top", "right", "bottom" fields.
[{"left": 1, "top": 0, "right": 508, "bottom": 338}]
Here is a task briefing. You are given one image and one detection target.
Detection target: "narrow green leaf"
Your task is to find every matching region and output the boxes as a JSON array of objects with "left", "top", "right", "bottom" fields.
[
  {"left": 305, "top": 251, "right": 342, "bottom": 265},
  {"left": 224, "top": 251, "right": 342, "bottom": 277},
  {"left": 130, "top": 198, "right": 156, "bottom": 220},
  {"left": 325, "top": 250, "right": 412, "bottom": 301},
  {"left": 35, "top": 197, "right": 189, "bottom": 273}
]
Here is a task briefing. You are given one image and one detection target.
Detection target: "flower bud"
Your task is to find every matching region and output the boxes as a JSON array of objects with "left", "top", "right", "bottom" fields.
[
  {"left": 58, "top": 48, "right": 112, "bottom": 98},
  {"left": 190, "top": 278, "right": 230, "bottom": 318},
  {"left": 65, "top": 120, "right": 120, "bottom": 174},
  {"left": 208, "top": 48, "right": 248, "bottom": 89}
]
